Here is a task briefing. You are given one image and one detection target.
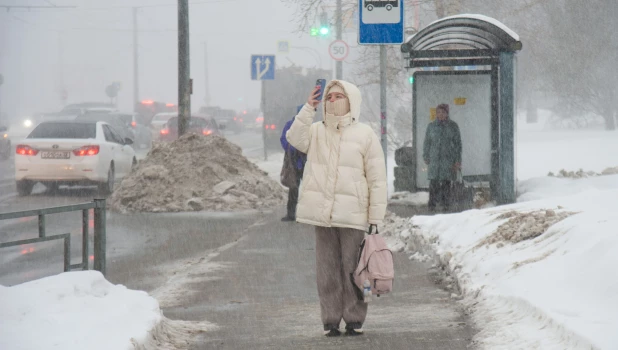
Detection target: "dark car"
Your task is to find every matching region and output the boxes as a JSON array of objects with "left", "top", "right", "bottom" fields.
[
  {"left": 158, "top": 116, "right": 220, "bottom": 141},
  {"left": 200, "top": 106, "right": 243, "bottom": 134},
  {"left": 220, "top": 109, "right": 244, "bottom": 134},
  {"left": 0, "top": 125, "right": 10, "bottom": 160},
  {"left": 116, "top": 112, "right": 152, "bottom": 149}
]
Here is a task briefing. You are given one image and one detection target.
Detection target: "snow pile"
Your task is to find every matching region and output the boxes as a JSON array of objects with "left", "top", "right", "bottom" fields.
[
  {"left": 0, "top": 271, "right": 216, "bottom": 350},
  {"left": 387, "top": 174, "right": 618, "bottom": 349},
  {"left": 548, "top": 166, "right": 618, "bottom": 179},
  {"left": 379, "top": 211, "right": 410, "bottom": 253},
  {"left": 476, "top": 209, "right": 574, "bottom": 247},
  {"left": 110, "top": 134, "right": 286, "bottom": 213}
]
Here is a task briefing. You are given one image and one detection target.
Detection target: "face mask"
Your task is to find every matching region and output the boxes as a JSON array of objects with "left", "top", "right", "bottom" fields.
[{"left": 325, "top": 98, "right": 350, "bottom": 116}]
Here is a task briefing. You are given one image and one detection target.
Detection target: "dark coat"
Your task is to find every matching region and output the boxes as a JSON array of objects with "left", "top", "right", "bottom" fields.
[
  {"left": 422, "top": 119, "right": 462, "bottom": 181},
  {"left": 280, "top": 115, "right": 307, "bottom": 188}
]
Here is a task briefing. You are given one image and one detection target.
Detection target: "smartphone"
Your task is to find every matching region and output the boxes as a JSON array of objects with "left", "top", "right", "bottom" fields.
[{"left": 315, "top": 79, "right": 327, "bottom": 101}]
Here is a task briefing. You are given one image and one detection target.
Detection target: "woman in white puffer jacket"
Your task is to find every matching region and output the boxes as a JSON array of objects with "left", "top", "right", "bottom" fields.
[{"left": 286, "top": 80, "right": 387, "bottom": 337}]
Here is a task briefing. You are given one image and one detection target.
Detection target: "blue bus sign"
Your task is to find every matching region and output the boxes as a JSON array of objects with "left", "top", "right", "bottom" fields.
[{"left": 358, "top": 0, "right": 404, "bottom": 44}]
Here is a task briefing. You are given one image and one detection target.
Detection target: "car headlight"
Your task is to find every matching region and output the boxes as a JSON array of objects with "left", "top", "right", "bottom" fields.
[
  {"left": 23, "top": 119, "right": 33, "bottom": 128},
  {"left": 3, "top": 134, "right": 7, "bottom": 138}
]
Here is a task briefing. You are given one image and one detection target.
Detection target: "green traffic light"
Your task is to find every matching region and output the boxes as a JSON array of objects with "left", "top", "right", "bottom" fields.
[
  {"left": 319, "top": 27, "right": 329, "bottom": 35},
  {"left": 409, "top": 76, "right": 414, "bottom": 84},
  {"left": 310, "top": 28, "right": 319, "bottom": 36}
]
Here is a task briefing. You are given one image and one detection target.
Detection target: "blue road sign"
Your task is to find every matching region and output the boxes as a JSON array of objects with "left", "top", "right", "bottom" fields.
[
  {"left": 251, "top": 55, "right": 275, "bottom": 80},
  {"left": 358, "top": 0, "right": 404, "bottom": 44}
]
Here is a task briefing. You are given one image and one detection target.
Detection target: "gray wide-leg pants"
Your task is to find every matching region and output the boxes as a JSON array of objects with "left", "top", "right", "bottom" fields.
[{"left": 315, "top": 226, "right": 367, "bottom": 328}]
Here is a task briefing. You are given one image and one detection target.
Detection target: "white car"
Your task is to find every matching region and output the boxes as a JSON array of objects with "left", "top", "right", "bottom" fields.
[{"left": 14, "top": 120, "right": 136, "bottom": 196}]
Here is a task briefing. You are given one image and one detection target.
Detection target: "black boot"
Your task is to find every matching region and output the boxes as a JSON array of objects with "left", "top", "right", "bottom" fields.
[
  {"left": 323, "top": 324, "right": 341, "bottom": 337},
  {"left": 344, "top": 323, "right": 364, "bottom": 336}
]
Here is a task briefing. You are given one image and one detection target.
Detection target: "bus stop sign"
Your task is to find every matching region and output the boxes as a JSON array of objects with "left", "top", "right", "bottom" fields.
[{"left": 358, "top": 0, "right": 404, "bottom": 44}]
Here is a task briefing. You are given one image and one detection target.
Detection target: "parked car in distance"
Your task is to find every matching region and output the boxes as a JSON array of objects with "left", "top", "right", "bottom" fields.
[
  {"left": 158, "top": 115, "right": 221, "bottom": 142},
  {"left": 14, "top": 120, "right": 136, "bottom": 196},
  {"left": 150, "top": 112, "right": 177, "bottom": 137}
]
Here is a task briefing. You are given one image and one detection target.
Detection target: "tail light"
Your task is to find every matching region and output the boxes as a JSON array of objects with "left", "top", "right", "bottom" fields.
[
  {"left": 270, "top": 124, "right": 276, "bottom": 130},
  {"left": 256, "top": 117, "right": 264, "bottom": 122},
  {"left": 233, "top": 117, "right": 237, "bottom": 121},
  {"left": 202, "top": 129, "right": 212, "bottom": 136},
  {"left": 160, "top": 128, "right": 169, "bottom": 135},
  {"left": 73, "top": 145, "right": 100, "bottom": 156},
  {"left": 131, "top": 121, "right": 137, "bottom": 128},
  {"left": 264, "top": 125, "right": 270, "bottom": 130},
  {"left": 239, "top": 118, "right": 243, "bottom": 122},
  {"left": 16, "top": 145, "right": 39, "bottom": 156}
]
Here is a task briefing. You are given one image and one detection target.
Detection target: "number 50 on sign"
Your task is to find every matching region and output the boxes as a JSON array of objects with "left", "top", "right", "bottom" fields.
[{"left": 329, "top": 40, "right": 350, "bottom": 61}]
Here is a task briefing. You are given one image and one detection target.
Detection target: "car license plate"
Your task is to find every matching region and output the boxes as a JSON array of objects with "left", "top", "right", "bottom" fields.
[{"left": 41, "top": 151, "right": 70, "bottom": 159}]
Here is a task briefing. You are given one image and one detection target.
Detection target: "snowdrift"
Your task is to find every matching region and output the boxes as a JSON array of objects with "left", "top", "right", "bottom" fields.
[
  {"left": 110, "top": 133, "right": 286, "bottom": 213},
  {"left": 383, "top": 174, "right": 618, "bottom": 349}
]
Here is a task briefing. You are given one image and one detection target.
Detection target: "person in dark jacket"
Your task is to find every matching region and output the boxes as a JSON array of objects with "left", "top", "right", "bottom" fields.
[
  {"left": 280, "top": 105, "right": 308, "bottom": 221},
  {"left": 422, "top": 103, "right": 462, "bottom": 211}
]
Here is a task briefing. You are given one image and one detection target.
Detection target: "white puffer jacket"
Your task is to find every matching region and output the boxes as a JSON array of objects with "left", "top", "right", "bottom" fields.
[{"left": 286, "top": 80, "right": 387, "bottom": 231}]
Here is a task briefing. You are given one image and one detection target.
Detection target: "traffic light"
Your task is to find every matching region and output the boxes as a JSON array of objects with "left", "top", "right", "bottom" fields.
[
  {"left": 310, "top": 12, "right": 330, "bottom": 36},
  {"left": 409, "top": 76, "right": 414, "bottom": 84},
  {"left": 319, "top": 12, "right": 329, "bottom": 36}
]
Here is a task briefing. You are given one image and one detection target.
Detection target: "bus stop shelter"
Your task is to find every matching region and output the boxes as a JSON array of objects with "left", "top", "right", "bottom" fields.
[{"left": 400, "top": 14, "right": 522, "bottom": 204}]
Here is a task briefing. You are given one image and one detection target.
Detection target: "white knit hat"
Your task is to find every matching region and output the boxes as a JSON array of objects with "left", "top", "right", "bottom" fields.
[{"left": 327, "top": 83, "right": 346, "bottom": 96}]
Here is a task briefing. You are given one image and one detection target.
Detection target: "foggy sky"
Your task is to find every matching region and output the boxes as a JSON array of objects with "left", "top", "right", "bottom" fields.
[{"left": 0, "top": 0, "right": 346, "bottom": 117}]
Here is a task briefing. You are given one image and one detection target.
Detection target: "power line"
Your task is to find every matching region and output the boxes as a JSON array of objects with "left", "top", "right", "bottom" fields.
[
  {"left": 0, "top": 5, "right": 76, "bottom": 11},
  {"left": 3, "top": 0, "right": 245, "bottom": 12}
]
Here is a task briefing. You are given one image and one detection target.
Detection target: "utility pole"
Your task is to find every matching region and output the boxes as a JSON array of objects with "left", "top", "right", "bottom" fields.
[
  {"left": 133, "top": 7, "right": 139, "bottom": 112},
  {"left": 380, "top": 46, "right": 387, "bottom": 164},
  {"left": 203, "top": 42, "right": 210, "bottom": 107},
  {"left": 178, "top": 0, "right": 191, "bottom": 137},
  {"left": 261, "top": 80, "right": 267, "bottom": 161},
  {"left": 57, "top": 33, "right": 66, "bottom": 107},
  {"left": 335, "top": 0, "right": 343, "bottom": 79},
  {"left": 0, "top": 74, "right": 4, "bottom": 126}
]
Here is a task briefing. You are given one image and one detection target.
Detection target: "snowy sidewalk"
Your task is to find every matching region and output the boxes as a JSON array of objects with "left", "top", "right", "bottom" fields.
[{"left": 161, "top": 206, "right": 474, "bottom": 349}]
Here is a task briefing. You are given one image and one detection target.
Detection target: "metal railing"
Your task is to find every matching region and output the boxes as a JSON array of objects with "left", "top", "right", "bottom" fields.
[{"left": 0, "top": 198, "right": 107, "bottom": 275}]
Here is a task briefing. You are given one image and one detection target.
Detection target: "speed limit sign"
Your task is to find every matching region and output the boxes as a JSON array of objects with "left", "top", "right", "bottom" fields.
[{"left": 329, "top": 40, "right": 350, "bottom": 61}]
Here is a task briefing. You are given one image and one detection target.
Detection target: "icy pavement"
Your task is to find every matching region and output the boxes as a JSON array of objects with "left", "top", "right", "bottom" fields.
[
  {"left": 160, "top": 207, "right": 474, "bottom": 349},
  {"left": 383, "top": 174, "right": 618, "bottom": 349}
]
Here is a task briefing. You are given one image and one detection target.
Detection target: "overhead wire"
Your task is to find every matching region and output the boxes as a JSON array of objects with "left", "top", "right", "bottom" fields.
[{"left": 6, "top": 0, "right": 247, "bottom": 13}]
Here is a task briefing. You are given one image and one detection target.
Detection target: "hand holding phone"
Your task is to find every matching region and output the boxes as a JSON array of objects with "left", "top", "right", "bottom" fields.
[
  {"left": 308, "top": 79, "right": 326, "bottom": 108},
  {"left": 315, "top": 79, "right": 326, "bottom": 101}
]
